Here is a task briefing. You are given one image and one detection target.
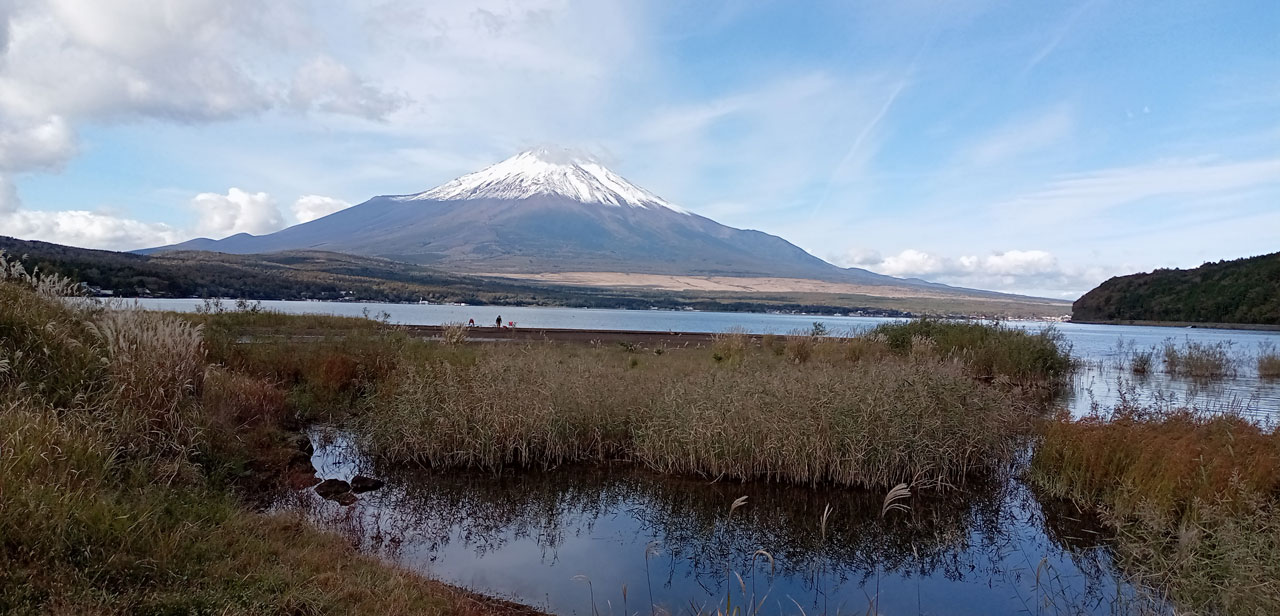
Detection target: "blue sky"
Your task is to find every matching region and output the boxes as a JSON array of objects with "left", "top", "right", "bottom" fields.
[{"left": 1, "top": 0, "right": 1277, "bottom": 298}]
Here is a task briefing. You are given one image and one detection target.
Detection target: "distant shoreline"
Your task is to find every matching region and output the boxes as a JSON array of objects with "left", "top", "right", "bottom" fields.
[{"left": 1070, "top": 319, "right": 1280, "bottom": 332}]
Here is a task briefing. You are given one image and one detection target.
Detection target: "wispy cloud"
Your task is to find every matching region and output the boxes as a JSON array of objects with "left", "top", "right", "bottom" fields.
[
  {"left": 961, "top": 105, "right": 1074, "bottom": 167},
  {"left": 809, "top": 13, "right": 942, "bottom": 217},
  {"left": 1024, "top": 0, "right": 1099, "bottom": 73},
  {"left": 995, "top": 157, "right": 1280, "bottom": 222}
]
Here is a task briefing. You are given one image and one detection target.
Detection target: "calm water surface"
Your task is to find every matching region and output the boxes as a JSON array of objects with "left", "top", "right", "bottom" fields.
[{"left": 284, "top": 434, "right": 1164, "bottom": 616}]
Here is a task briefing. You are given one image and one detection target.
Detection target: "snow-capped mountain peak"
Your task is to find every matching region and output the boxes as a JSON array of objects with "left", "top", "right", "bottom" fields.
[{"left": 400, "top": 148, "right": 690, "bottom": 214}]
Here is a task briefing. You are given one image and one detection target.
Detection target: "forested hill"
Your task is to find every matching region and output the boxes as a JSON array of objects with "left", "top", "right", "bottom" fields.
[{"left": 1072, "top": 252, "right": 1280, "bottom": 325}]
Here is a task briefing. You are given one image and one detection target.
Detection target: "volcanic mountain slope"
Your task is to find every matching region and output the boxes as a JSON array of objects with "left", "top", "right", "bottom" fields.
[{"left": 147, "top": 149, "right": 1004, "bottom": 298}]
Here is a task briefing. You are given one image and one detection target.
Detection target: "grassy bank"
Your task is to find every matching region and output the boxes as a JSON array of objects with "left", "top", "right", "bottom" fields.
[
  {"left": 0, "top": 255, "right": 516, "bottom": 614},
  {"left": 1030, "top": 403, "right": 1280, "bottom": 614}
]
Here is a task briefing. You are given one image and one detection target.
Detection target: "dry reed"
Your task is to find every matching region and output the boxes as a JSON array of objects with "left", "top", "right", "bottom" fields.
[
  {"left": 1030, "top": 403, "right": 1280, "bottom": 613},
  {"left": 357, "top": 344, "right": 1034, "bottom": 489},
  {"left": 1258, "top": 343, "right": 1280, "bottom": 380},
  {"left": 442, "top": 321, "right": 470, "bottom": 345},
  {"left": 1161, "top": 339, "right": 1236, "bottom": 379}
]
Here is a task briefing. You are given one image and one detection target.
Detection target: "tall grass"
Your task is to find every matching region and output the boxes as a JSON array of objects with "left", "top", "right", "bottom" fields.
[
  {"left": 0, "top": 254, "right": 507, "bottom": 614},
  {"left": 1030, "top": 403, "right": 1280, "bottom": 613},
  {"left": 1161, "top": 339, "right": 1236, "bottom": 379},
  {"left": 869, "top": 319, "right": 1073, "bottom": 384},
  {"left": 711, "top": 326, "right": 751, "bottom": 364},
  {"left": 90, "top": 307, "right": 207, "bottom": 469},
  {"left": 1258, "top": 343, "right": 1280, "bottom": 380},
  {"left": 783, "top": 328, "right": 815, "bottom": 364},
  {"left": 442, "top": 321, "right": 470, "bottom": 345},
  {"left": 356, "top": 344, "right": 1034, "bottom": 489}
]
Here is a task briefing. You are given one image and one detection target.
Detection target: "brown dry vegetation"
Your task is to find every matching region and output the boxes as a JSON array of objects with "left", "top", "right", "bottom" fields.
[
  {"left": 1258, "top": 344, "right": 1280, "bottom": 380},
  {"left": 355, "top": 340, "right": 1047, "bottom": 489},
  {"left": 188, "top": 314, "right": 1072, "bottom": 491},
  {"left": 1030, "top": 404, "right": 1280, "bottom": 614},
  {"left": 869, "top": 318, "right": 1074, "bottom": 384},
  {"left": 1161, "top": 339, "right": 1237, "bottom": 379},
  {"left": 0, "top": 254, "right": 520, "bottom": 615}
]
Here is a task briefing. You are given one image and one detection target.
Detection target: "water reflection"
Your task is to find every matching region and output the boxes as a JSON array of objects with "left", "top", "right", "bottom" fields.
[
  {"left": 281, "top": 434, "right": 1168, "bottom": 616},
  {"left": 1065, "top": 362, "right": 1280, "bottom": 423}
]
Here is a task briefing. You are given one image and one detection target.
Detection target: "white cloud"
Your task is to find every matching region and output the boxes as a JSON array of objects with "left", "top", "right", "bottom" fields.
[
  {"left": 0, "top": 0, "right": 399, "bottom": 175},
  {"left": 840, "top": 247, "right": 1110, "bottom": 298},
  {"left": 290, "top": 56, "right": 403, "bottom": 119},
  {"left": 0, "top": 208, "right": 181, "bottom": 250},
  {"left": 0, "top": 0, "right": 13, "bottom": 54},
  {"left": 877, "top": 249, "right": 950, "bottom": 277},
  {"left": 291, "top": 195, "right": 351, "bottom": 223},
  {"left": 846, "top": 248, "right": 1059, "bottom": 282},
  {"left": 0, "top": 114, "right": 76, "bottom": 172},
  {"left": 0, "top": 186, "right": 342, "bottom": 251},
  {"left": 0, "top": 174, "right": 18, "bottom": 213},
  {"left": 191, "top": 188, "right": 284, "bottom": 238},
  {"left": 2, "top": 1, "right": 272, "bottom": 123},
  {"left": 965, "top": 250, "right": 1060, "bottom": 276}
]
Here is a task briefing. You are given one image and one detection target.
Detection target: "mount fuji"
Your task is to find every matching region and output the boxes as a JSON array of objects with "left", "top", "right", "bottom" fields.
[{"left": 144, "top": 149, "right": 980, "bottom": 295}]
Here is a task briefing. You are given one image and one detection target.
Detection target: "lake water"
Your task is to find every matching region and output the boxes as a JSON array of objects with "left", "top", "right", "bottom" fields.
[
  {"left": 137, "top": 298, "right": 1280, "bottom": 420},
  {"left": 283, "top": 433, "right": 1166, "bottom": 616}
]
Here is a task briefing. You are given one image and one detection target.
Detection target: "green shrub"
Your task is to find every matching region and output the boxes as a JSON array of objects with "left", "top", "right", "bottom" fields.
[{"left": 869, "top": 319, "right": 1072, "bottom": 383}]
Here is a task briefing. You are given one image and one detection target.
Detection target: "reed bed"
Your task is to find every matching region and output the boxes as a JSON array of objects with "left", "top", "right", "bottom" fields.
[
  {"left": 356, "top": 345, "right": 1036, "bottom": 489},
  {"left": 1258, "top": 343, "right": 1280, "bottom": 380},
  {"left": 1130, "top": 349, "right": 1155, "bottom": 375},
  {"left": 868, "top": 319, "right": 1073, "bottom": 383},
  {"left": 1161, "top": 339, "right": 1237, "bottom": 379},
  {"left": 1030, "top": 403, "right": 1280, "bottom": 614}
]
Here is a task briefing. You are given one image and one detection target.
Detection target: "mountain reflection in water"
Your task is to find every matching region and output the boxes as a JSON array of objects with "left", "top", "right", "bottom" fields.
[{"left": 276, "top": 433, "right": 1168, "bottom": 616}]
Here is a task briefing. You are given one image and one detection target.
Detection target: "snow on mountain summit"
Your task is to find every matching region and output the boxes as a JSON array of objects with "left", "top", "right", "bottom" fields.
[{"left": 401, "top": 148, "right": 690, "bottom": 214}]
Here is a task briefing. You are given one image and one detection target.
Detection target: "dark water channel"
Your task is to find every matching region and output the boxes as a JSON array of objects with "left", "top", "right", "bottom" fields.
[{"left": 281, "top": 433, "right": 1169, "bottom": 616}]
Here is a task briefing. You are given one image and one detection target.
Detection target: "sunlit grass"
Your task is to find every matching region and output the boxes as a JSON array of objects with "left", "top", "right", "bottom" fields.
[
  {"left": 356, "top": 340, "right": 1042, "bottom": 489},
  {"left": 1030, "top": 401, "right": 1280, "bottom": 613}
]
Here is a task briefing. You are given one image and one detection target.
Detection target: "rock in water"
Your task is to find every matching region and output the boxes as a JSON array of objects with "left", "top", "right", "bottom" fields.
[
  {"left": 314, "top": 478, "right": 351, "bottom": 499},
  {"left": 350, "top": 475, "right": 384, "bottom": 493},
  {"left": 286, "top": 470, "right": 322, "bottom": 490}
]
